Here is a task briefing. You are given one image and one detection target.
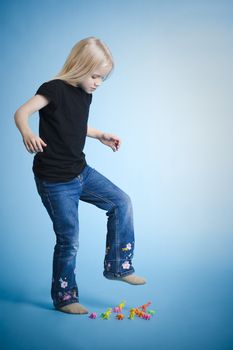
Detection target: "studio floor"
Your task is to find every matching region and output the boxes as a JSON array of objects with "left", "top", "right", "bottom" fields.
[{"left": 1, "top": 266, "right": 232, "bottom": 350}]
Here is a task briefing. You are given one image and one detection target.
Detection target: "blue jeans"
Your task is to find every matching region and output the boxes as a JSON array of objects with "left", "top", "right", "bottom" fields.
[{"left": 34, "top": 164, "right": 135, "bottom": 308}]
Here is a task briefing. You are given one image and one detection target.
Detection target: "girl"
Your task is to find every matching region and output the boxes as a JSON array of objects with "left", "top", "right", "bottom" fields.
[{"left": 14, "top": 37, "right": 146, "bottom": 315}]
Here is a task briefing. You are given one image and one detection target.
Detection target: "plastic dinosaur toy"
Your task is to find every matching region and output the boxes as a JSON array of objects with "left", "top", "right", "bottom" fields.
[
  {"left": 100, "top": 308, "right": 112, "bottom": 320},
  {"left": 118, "top": 300, "right": 126, "bottom": 312},
  {"left": 148, "top": 310, "right": 155, "bottom": 315},
  {"left": 138, "top": 301, "right": 152, "bottom": 312},
  {"left": 129, "top": 308, "right": 136, "bottom": 320},
  {"left": 116, "top": 313, "right": 124, "bottom": 320}
]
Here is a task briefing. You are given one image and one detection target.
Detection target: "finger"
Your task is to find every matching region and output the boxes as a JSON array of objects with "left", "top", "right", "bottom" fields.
[
  {"left": 40, "top": 138, "right": 47, "bottom": 146},
  {"left": 115, "top": 141, "right": 120, "bottom": 150},
  {"left": 23, "top": 138, "right": 34, "bottom": 153},
  {"left": 32, "top": 139, "right": 43, "bottom": 152},
  {"left": 25, "top": 144, "right": 33, "bottom": 153},
  {"left": 26, "top": 143, "right": 33, "bottom": 153},
  {"left": 28, "top": 140, "right": 37, "bottom": 153},
  {"left": 31, "top": 140, "right": 38, "bottom": 152},
  {"left": 35, "top": 139, "right": 43, "bottom": 152}
]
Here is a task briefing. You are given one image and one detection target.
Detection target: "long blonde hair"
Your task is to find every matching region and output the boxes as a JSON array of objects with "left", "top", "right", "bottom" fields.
[{"left": 50, "top": 37, "right": 114, "bottom": 86}]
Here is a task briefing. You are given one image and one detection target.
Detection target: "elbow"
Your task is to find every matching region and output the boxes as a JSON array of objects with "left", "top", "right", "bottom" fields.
[
  {"left": 14, "top": 110, "right": 19, "bottom": 124},
  {"left": 14, "top": 109, "right": 21, "bottom": 125},
  {"left": 14, "top": 107, "right": 27, "bottom": 120},
  {"left": 13, "top": 108, "right": 27, "bottom": 127},
  {"left": 14, "top": 106, "right": 21, "bottom": 118}
]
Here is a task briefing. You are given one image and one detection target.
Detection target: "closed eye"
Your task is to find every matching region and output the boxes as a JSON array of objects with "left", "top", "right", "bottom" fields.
[{"left": 92, "top": 75, "right": 105, "bottom": 80}]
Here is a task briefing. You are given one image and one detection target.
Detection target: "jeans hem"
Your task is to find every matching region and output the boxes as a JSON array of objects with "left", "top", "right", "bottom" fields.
[
  {"left": 103, "top": 267, "right": 135, "bottom": 278},
  {"left": 53, "top": 298, "right": 79, "bottom": 309}
]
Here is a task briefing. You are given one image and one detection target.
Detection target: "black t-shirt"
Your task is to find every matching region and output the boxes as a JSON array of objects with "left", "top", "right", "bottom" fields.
[{"left": 32, "top": 79, "right": 92, "bottom": 182}]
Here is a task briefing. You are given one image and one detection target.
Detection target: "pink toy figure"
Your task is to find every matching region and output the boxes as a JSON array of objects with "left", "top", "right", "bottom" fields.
[
  {"left": 129, "top": 308, "right": 136, "bottom": 320},
  {"left": 143, "top": 313, "right": 151, "bottom": 320},
  {"left": 116, "top": 313, "right": 124, "bottom": 320},
  {"left": 89, "top": 312, "right": 97, "bottom": 319},
  {"left": 113, "top": 307, "right": 121, "bottom": 313},
  {"left": 138, "top": 301, "right": 152, "bottom": 312}
]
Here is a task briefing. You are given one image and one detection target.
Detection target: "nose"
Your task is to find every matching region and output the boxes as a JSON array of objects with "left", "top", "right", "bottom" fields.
[{"left": 94, "top": 78, "right": 102, "bottom": 87}]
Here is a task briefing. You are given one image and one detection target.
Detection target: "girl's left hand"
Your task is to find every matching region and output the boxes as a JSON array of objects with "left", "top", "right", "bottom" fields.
[{"left": 99, "top": 133, "right": 121, "bottom": 152}]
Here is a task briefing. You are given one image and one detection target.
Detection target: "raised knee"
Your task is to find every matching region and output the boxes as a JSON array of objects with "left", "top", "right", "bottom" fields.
[
  {"left": 116, "top": 192, "right": 133, "bottom": 215},
  {"left": 122, "top": 192, "right": 132, "bottom": 206},
  {"left": 106, "top": 191, "right": 133, "bottom": 216}
]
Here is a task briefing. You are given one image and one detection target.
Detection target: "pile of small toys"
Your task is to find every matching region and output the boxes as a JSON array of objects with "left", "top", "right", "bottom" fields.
[{"left": 88, "top": 300, "right": 155, "bottom": 320}]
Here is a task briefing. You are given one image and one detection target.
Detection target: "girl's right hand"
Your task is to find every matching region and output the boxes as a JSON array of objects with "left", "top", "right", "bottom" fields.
[{"left": 22, "top": 130, "right": 47, "bottom": 154}]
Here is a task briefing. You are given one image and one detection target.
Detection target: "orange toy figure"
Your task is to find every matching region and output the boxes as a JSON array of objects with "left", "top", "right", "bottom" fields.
[
  {"left": 138, "top": 301, "right": 152, "bottom": 312},
  {"left": 118, "top": 300, "right": 126, "bottom": 312},
  {"left": 116, "top": 313, "right": 124, "bottom": 320},
  {"left": 129, "top": 308, "right": 136, "bottom": 320},
  {"left": 135, "top": 308, "right": 146, "bottom": 318}
]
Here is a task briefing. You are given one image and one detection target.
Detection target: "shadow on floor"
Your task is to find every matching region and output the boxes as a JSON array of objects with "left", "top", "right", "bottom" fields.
[
  {"left": 0, "top": 289, "right": 54, "bottom": 310},
  {"left": 0, "top": 288, "right": 115, "bottom": 311}
]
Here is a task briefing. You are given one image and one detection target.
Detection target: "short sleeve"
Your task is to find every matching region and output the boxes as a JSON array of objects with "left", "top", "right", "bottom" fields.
[{"left": 35, "top": 80, "right": 60, "bottom": 110}]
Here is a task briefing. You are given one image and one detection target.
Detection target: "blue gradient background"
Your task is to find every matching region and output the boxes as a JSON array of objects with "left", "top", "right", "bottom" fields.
[{"left": 1, "top": 0, "right": 233, "bottom": 349}]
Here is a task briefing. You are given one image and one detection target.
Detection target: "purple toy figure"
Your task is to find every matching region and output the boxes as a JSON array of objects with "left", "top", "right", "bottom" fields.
[
  {"left": 89, "top": 312, "right": 97, "bottom": 319},
  {"left": 143, "top": 313, "right": 151, "bottom": 320}
]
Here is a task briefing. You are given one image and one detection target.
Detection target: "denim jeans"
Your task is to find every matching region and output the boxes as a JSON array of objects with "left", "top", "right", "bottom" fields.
[{"left": 34, "top": 164, "right": 135, "bottom": 308}]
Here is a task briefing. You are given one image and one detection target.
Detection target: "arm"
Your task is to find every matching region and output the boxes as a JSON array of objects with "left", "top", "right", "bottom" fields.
[
  {"left": 14, "top": 94, "right": 49, "bottom": 153},
  {"left": 87, "top": 124, "right": 122, "bottom": 152},
  {"left": 87, "top": 125, "right": 104, "bottom": 139}
]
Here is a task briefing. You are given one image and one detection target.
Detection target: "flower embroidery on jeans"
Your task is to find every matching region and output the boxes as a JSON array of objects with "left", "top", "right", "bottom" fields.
[
  {"left": 122, "top": 243, "right": 132, "bottom": 251},
  {"left": 58, "top": 289, "right": 77, "bottom": 302},
  {"left": 122, "top": 261, "right": 130, "bottom": 269},
  {"left": 126, "top": 243, "right": 132, "bottom": 250},
  {"left": 59, "top": 277, "right": 68, "bottom": 288},
  {"left": 62, "top": 293, "right": 72, "bottom": 301}
]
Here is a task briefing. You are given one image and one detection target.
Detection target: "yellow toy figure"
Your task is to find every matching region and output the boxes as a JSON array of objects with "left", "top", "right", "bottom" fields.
[
  {"left": 129, "top": 308, "right": 136, "bottom": 320},
  {"left": 118, "top": 300, "right": 126, "bottom": 312},
  {"left": 100, "top": 307, "right": 112, "bottom": 320}
]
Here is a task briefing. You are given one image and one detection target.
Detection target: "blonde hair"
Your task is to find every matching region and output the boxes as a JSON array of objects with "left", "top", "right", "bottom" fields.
[{"left": 50, "top": 37, "right": 114, "bottom": 86}]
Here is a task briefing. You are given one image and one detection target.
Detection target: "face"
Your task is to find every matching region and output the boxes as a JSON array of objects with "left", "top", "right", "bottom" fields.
[{"left": 79, "top": 65, "right": 111, "bottom": 94}]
